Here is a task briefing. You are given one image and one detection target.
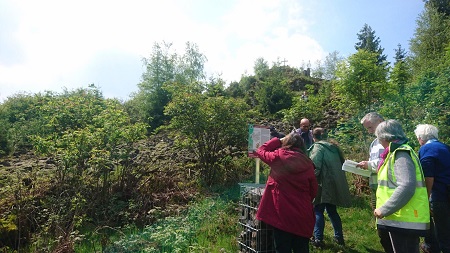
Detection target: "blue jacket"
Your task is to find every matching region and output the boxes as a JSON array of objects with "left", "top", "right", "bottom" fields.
[{"left": 418, "top": 140, "right": 450, "bottom": 202}]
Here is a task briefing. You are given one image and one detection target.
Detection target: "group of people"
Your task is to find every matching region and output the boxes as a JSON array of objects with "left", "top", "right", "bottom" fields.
[
  {"left": 252, "top": 114, "right": 450, "bottom": 253},
  {"left": 357, "top": 113, "right": 450, "bottom": 253}
]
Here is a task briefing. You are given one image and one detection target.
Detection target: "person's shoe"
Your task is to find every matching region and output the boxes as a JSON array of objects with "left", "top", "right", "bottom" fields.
[
  {"left": 420, "top": 243, "right": 432, "bottom": 253},
  {"left": 311, "top": 239, "right": 324, "bottom": 249},
  {"left": 334, "top": 236, "right": 345, "bottom": 246}
]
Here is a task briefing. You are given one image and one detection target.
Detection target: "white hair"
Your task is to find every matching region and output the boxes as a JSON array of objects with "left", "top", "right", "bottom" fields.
[{"left": 414, "top": 124, "right": 438, "bottom": 142}]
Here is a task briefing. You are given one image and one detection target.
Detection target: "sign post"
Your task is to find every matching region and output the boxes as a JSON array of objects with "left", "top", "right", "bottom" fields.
[{"left": 247, "top": 124, "right": 270, "bottom": 184}]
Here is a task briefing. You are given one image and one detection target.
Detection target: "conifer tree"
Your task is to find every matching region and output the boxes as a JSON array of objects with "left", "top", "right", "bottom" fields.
[{"left": 355, "top": 24, "right": 388, "bottom": 65}]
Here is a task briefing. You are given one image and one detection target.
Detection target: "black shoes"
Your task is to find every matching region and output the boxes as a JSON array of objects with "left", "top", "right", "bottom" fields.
[
  {"left": 334, "top": 236, "right": 345, "bottom": 246},
  {"left": 420, "top": 243, "right": 432, "bottom": 253},
  {"left": 310, "top": 237, "right": 345, "bottom": 249},
  {"left": 311, "top": 239, "right": 324, "bottom": 249}
]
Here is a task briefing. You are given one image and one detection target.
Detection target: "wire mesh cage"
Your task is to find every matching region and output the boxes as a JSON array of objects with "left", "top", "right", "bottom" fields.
[{"left": 238, "top": 183, "right": 275, "bottom": 253}]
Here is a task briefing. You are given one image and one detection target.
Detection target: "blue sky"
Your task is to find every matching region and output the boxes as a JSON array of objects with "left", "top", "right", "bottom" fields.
[{"left": 0, "top": 0, "right": 424, "bottom": 102}]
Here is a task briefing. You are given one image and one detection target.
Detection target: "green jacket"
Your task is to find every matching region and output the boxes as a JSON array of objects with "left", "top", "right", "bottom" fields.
[{"left": 308, "top": 141, "right": 351, "bottom": 207}]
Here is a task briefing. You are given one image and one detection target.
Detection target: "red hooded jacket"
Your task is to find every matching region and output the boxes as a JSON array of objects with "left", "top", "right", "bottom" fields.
[{"left": 256, "top": 137, "right": 318, "bottom": 238}]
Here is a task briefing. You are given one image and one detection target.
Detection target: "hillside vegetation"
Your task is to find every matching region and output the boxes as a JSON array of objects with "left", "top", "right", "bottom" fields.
[{"left": 1, "top": 1, "right": 450, "bottom": 252}]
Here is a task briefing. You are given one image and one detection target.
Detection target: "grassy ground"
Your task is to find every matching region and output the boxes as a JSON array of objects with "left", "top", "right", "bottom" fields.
[
  {"left": 310, "top": 195, "right": 384, "bottom": 253},
  {"left": 72, "top": 183, "right": 386, "bottom": 253}
]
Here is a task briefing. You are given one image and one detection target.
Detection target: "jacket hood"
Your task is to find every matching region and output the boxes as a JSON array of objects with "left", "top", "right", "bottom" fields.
[{"left": 311, "top": 141, "right": 339, "bottom": 154}]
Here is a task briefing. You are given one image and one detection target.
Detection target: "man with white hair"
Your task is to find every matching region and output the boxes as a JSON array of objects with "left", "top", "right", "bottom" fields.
[
  {"left": 357, "top": 112, "right": 385, "bottom": 209},
  {"left": 415, "top": 124, "right": 450, "bottom": 253}
]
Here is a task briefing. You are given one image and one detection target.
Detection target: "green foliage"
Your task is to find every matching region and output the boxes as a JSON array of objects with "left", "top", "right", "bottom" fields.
[
  {"left": 2, "top": 8, "right": 450, "bottom": 251},
  {"left": 133, "top": 42, "right": 176, "bottom": 131},
  {"left": 282, "top": 83, "right": 330, "bottom": 127},
  {"left": 165, "top": 87, "right": 249, "bottom": 186},
  {"left": 408, "top": 16, "right": 450, "bottom": 143},
  {"left": 410, "top": 5, "right": 450, "bottom": 74},
  {"left": 379, "top": 45, "right": 415, "bottom": 130},
  {"left": 31, "top": 91, "right": 147, "bottom": 186},
  {"left": 254, "top": 64, "right": 319, "bottom": 116},
  {"left": 131, "top": 41, "right": 207, "bottom": 132},
  {"left": 409, "top": 65, "right": 450, "bottom": 142},
  {"left": 178, "top": 42, "right": 207, "bottom": 84},
  {"left": 425, "top": 0, "right": 450, "bottom": 18},
  {"left": 406, "top": 3, "right": 450, "bottom": 143},
  {"left": 334, "top": 50, "right": 389, "bottom": 114},
  {"left": 0, "top": 85, "right": 109, "bottom": 156},
  {"left": 328, "top": 116, "right": 368, "bottom": 160},
  {"left": 0, "top": 117, "right": 9, "bottom": 156},
  {"left": 254, "top": 76, "right": 293, "bottom": 115},
  {"left": 217, "top": 154, "right": 257, "bottom": 187},
  {"left": 0, "top": 92, "right": 54, "bottom": 154},
  {"left": 204, "top": 76, "right": 226, "bottom": 97},
  {"left": 312, "top": 51, "right": 343, "bottom": 80},
  {"left": 0, "top": 166, "right": 54, "bottom": 251},
  {"left": 104, "top": 197, "right": 239, "bottom": 253},
  {"left": 355, "top": 23, "right": 388, "bottom": 64},
  {"left": 29, "top": 94, "right": 148, "bottom": 244},
  {"left": 0, "top": 86, "right": 149, "bottom": 251},
  {"left": 101, "top": 186, "right": 384, "bottom": 253},
  {"left": 227, "top": 75, "right": 258, "bottom": 108},
  {"left": 223, "top": 81, "right": 243, "bottom": 98},
  {"left": 253, "top": 57, "right": 270, "bottom": 79}
]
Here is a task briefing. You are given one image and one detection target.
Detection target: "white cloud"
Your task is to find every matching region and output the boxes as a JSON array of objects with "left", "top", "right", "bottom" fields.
[
  {"left": 196, "top": 0, "right": 326, "bottom": 82},
  {"left": 222, "top": 0, "right": 281, "bottom": 39},
  {"left": 0, "top": 0, "right": 328, "bottom": 101}
]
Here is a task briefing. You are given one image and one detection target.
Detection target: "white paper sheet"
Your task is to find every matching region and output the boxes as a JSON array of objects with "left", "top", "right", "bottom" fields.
[{"left": 342, "top": 160, "right": 371, "bottom": 177}]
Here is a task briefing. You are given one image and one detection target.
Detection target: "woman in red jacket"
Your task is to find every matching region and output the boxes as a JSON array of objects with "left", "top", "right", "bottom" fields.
[{"left": 256, "top": 132, "right": 318, "bottom": 253}]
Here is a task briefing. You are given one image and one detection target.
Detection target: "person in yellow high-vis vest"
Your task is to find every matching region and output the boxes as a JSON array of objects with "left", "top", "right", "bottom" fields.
[{"left": 373, "top": 120, "right": 430, "bottom": 253}]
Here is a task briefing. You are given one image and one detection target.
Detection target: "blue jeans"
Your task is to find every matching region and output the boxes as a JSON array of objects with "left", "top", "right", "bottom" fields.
[{"left": 314, "top": 203, "right": 343, "bottom": 241}]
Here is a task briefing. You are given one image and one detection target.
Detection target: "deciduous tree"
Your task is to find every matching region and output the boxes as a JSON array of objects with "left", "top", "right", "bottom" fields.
[
  {"left": 335, "top": 50, "right": 389, "bottom": 114},
  {"left": 165, "top": 86, "right": 249, "bottom": 186}
]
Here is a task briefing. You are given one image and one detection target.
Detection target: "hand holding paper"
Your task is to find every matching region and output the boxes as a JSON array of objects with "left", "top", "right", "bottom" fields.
[
  {"left": 342, "top": 160, "right": 371, "bottom": 177},
  {"left": 356, "top": 160, "right": 368, "bottom": 169}
]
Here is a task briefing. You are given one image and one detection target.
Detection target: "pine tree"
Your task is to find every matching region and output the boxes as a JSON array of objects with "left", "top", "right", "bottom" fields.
[
  {"left": 355, "top": 24, "right": 388, "bottom": 65},
  {"left": 424, "top": 0, "right": 450, "bottom": 17}
]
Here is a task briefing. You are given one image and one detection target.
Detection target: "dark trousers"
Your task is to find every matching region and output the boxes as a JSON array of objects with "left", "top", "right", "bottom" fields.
[
  {"left": 433, "top": 201, "right": 450, "bottom": 253},
  {"left": 378, "top": 228, "right": 420, "bottom": 253},
  {"left": 273, "top": 227, "right": 310, "bottom": 253},
  {"left": 423, "top": 215, "right": 439, "bottom": 252}
]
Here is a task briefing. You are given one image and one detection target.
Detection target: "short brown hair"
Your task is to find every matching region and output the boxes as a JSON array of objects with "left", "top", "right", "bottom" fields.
[
  {"left": 312, "top": 128, "right": 325, "bottom": 140},
  {"left": 282, "top": 133, "right": 306, "bottom": 153}
]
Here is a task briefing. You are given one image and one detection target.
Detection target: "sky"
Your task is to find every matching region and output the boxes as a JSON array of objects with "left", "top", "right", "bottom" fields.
[{"left": 0, "top": 0, "right": 425, "bottom": 102}]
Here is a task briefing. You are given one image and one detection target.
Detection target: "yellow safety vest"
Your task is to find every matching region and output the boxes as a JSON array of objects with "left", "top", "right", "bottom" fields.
[{"left": 376, "top": 143, "right": 430, "bottom": 232}]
